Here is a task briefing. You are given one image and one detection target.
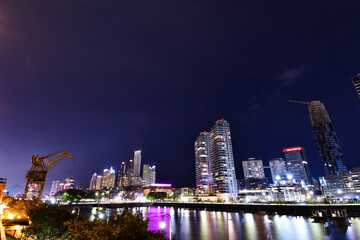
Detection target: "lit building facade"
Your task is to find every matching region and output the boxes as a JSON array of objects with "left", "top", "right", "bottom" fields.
[
  {"left": 242, "top": 158, "right": 265, "bottom": 179},
  {"left": 89, "top": 173, "right": 97, "bottom": 190},
  {"left": 308, "top": 101, "right": 346, "bottom": 175},
  {"left": 194, "top": 131, "right": 212, "bottom": 194},
  {"left": 209, "top": 119, "right": 237, "bottom": 199},
  {"left": 319, "top": 175, "right": 346, "bottom": 197},
  {"left": 64, "top": 177, "right": 75, "bottom": 190},
  {"left": 134, "top": 150, "right": 142, "bottom": 177},
  {"left": 118, "top": 162, "right": 127, "bottom": 188},
  {"left": 283, "top": 147, "right": 312, "bottom": 185},
  {"left": 50, "top": 180, "right": 60, "bottom": 196},
  {"left": 269, "top": 158, "right": 288, "bottom": 184},
  {"left": 95, "top": 175, "right": 103, "bottom": 190},
  {"left": 352, "top": 73, "right": 360, "bottom": 98},
  {"left": 149, "top": 165, "right": 156, "bottom": 184}
]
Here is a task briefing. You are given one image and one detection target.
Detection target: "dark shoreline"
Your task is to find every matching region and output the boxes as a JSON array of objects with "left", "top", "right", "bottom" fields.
[{"left": 67, "top": 202, "right": 360, "bottom": 217}]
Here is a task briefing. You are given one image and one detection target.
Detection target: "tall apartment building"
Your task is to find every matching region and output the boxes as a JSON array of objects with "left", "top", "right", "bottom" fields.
[
  {"left": 209, "top": 119, "right": 237, "bottom": 199},
  {"left": 134, "top": 150, "right": 142, "bottom": 177},
  {"left": 118, "top": 162, "right": 127, "bottom": 188},
  {"left": 95, "top": 174, "right": 103, "bottom": 190},
  {"left": 308, "top": 101, "right": 346, "bottom": 175},
  {"left": 64, "top": 177, "right": 75, "bottom": 190},
  {"left": 50, "top": 180, "right": 60, "bottom": 196},
  {"left": 242, "top": 158, "right": 265, "bottom": 179},
  {"left": 194, "top": 131, "right": 213, "bottom": 194},
  {"left": 269, "top": 158, "right": 288, "bottom": 183},
  {"left": 283, "top": 147, "right": 312, "bottom": 185},
  {"left": 149, "top": 166, "right": 156, "bottom": 184},
  {"left": 352, "top": 73, "right": 360, "bottom": 98},
  {"left": 89, "top": 173, "right": 97, "bottom": 190}
]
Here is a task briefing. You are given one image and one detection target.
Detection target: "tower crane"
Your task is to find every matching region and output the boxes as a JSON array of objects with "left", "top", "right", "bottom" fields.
[
  {"left": 24, "top": 151, "right": 75, "bottom": 200},
  {"left": 288, "top": 99, "right": 309, "bottom": 105}
]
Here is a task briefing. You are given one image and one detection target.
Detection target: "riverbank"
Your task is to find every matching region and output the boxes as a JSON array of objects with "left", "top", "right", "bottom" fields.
[{"left": 69, "top": 201, "right": 360, "bottom": 217}]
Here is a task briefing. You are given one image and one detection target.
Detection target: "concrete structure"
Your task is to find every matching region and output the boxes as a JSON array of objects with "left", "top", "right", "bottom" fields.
[
  {"left": 269, "top": 158, "right": 288, "bottom": 184},
  {"left": 308, "top": 101, "right": 346, "bottom": 175},
  {"left": 242, "top": 158, "right": 265, "bottom": 179},
  {"left": 209, "top": 119, "right": 238, "bottom": 199},
  {"left": 194, "top": 131, "right": 212, "bottom": 194},
  {"left": 134, "top": 150, "right": 142, "bottom": 177},
  {"left": 352, "top": 73, "right": 360, "bottom": 98},
  {"left": 50, "top": 180, "right": 60, "bottom": 196},
  {"left": 283, "top": 147, "right": 312, "bottom": 185}
]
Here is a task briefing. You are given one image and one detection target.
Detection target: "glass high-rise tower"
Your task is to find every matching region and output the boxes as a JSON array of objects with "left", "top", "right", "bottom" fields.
[
  {"left": 209, "top": 119, "right": 237, "bottom": 199},
  {"left": 308, "top": 101, "right": 346, "bottom": 175},
  {"left": 194, "top": 131, "right": 212, "bottom": 194},
  {"left": 283, "top": 147, "right": 312, "bottom": 185},
  {"left": 352, "top": 73, "right": 360, "bottom": 98}
]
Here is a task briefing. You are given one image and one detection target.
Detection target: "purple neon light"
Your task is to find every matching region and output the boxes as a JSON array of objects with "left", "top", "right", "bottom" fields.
[{"left": 149, "top": 183, "right": 172, "bottom": 187}]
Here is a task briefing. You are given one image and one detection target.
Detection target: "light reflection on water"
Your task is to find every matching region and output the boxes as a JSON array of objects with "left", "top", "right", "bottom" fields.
[{"left": 87, "top": 206, "right": 360, "bottom": 240}]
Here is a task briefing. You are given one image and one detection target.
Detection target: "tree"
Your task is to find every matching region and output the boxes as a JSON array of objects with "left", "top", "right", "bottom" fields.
[
  {"left": 23, "top": 201, "right": 77, "bottom": 240},
  {"left": 65, "top": 209, "right": 175, "bottom": 240},
  {"left": 146, "top": 192, "right": 167, "bottom": 200},
  {"left": 56, "top": 189, "right": 87, "bottom": 203}
]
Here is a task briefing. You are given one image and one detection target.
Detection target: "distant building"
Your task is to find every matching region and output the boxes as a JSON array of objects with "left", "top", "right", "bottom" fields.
[
  {"left": 64, "top": 177, "right": 75, "bottom": 190},
  {"left": 242, "top": 158, "right": 265, "bottom": 179},
  {"left": 352, "top": 73, "right": 360, "bottom": 98},
  {"left": 58, "top": 183, "right": 65, "bottom": 192},
  {"left": 244, "top": 178, "right": 268, "bottom": 190},
  {"left": 134, "top": 150, "right": 142, "bottom": 177},
  {"left": 95, "top": 174, "right": 103, "bottom": 190},
  {"left": 142, "top": 183, "right": 172, "bottom": 195},
  {"left": 108, "top": 167, "right": 116, "bottom": 188},
  {"left": 50, "top": 180, "right": 60, "bottom": 196},
  {"left": 269, "top": 158, "right": 288, "bottom": 184},
  {"left": 76, "top": 184, "right": 83, "bottom": 190},
  {"left": 319, "top": 175, "right": 346, "bottom": 197},
  {"left": 118, "top": 162, "right": 127, "bottom": 188},
  {"left": 283, "top": 147, "right": 312, "bottom": 185},
  {"left": 209, "top": 119, "right": 238, "bottom": 199},
  {"left": 308, "top": 101, "right": 346, "bottom": 175},
  {"left": 149, "top": 165, "right": 156, "bottom": 184},
  {"left": 89, "top": 173, "right": 97, "bottom": 190},
  {"left": 194, "top": 131, "right": 212, "bottom": 194}
]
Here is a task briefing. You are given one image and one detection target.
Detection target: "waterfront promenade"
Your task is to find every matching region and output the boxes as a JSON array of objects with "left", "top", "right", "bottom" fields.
[{"left": 69, "top": 201, "right": 360, "bottom": 217}]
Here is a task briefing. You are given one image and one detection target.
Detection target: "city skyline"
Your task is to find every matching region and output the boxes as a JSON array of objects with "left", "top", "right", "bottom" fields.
[{"left": 0, "top": 1, "right": 360, "bottom": 192}]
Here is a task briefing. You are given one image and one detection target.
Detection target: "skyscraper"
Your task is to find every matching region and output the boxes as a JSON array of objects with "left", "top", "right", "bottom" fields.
[
  {"left": 209, "top": 119, "right": 237, "bottom": 199},
  {"left": 194, "top": 131, "right": 212, "bottom": 194},
  {"left": 108, "top": 167, "right": 116, "bottom": 188},
  {"left": 50, "top": 180, "right": 60, "bottom": 196},
  {"left": 242, "top": 158, "right": 265, "bottom": 179},
  {"left": 102, "top": 169, "right": 110, "bottom": 187},
  {"left": 352, "top": 73, "right": 360, "bottom": 98},
  {"left": 143, "top": 164, "right": 150, "bottom": 185},
  {"left": 283, "top": 147, "right": 312, "bottom": 185},
  {"left": 64, "top": 177, "right": 75, "bottom": 190},
  {"left": 149, "top": 165, "right": 156, "bottom": 184},
  {"left": 134, "top": 150, "right": 142, "bottom": 177},
  {"left": 89, "top": 173, "right": 97, "bottom": 190},
  {"left": 95, "top": 174, "right": 102, "bottom": 190},
  {"left": 269, "top": 158, "right": 288, "bottom": 183},
  {"left": 118, "top": 162, "right": 126, "bottom": 188},
  {"left": 308, "top": 101, "right": 346, "bottom": 175}
]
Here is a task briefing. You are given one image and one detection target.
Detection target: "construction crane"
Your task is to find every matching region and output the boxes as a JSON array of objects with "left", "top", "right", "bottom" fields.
[
  {"left": 24, "top": 151, "right": 75, "bottom": 200},
  {"left": 288, "top": 99, "right": 310, "bottom": 105},
  {"left": 4, "top": 185, "right": 21, "bottom": 196}
]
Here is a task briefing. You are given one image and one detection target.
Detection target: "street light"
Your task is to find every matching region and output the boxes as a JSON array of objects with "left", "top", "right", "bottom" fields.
[{"left": 159, "top": 213, "right": 171, "bottom": 240}]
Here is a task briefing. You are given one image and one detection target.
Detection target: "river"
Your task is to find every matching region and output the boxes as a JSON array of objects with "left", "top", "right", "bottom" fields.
[{"left": 85, "top": 206, "right": 360, "bottom": 240}]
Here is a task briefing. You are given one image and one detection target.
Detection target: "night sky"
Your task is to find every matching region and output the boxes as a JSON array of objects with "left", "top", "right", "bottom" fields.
[{"left": 1, "top": 1, "right": 360, "bottom": 193}]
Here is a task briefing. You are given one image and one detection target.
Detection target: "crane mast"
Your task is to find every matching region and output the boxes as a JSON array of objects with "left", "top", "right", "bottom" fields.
[{"left": 24, "top": 151, "right": 75, "bottom": 200}]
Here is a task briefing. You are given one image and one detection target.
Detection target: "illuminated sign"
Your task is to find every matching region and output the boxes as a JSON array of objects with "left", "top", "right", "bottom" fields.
[
  {"left": 149, "top": 183, "right": 172, "bottom": 187},
  {"left": 282, "top": 147, "right": 303, "bottom": 152}
]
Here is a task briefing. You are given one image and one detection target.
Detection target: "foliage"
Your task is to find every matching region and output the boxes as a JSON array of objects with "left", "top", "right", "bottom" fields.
[
  {"left": 1, "top": 197, "right": 27, "bottom": 216},
  {"left": 146, "top": 192, "right": 167, "bottom": 200},
  {"left": 23, "top": 201, "right": 77, "bottom": 240},
  {"left": 65, "top": 209, "right": 176, "bottom": 240},
  {"left": 55, "top": 189, "right": 87, "bottom": 203}
]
